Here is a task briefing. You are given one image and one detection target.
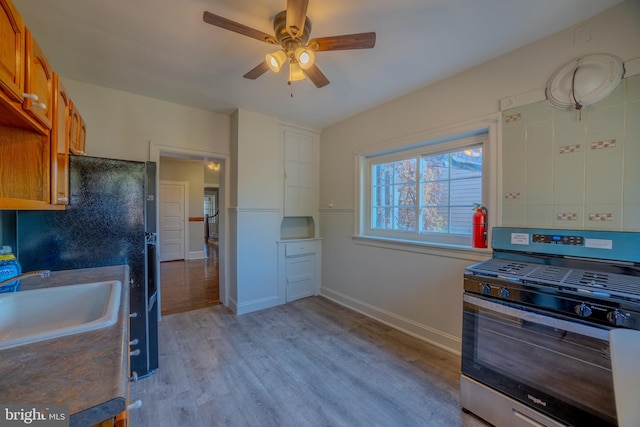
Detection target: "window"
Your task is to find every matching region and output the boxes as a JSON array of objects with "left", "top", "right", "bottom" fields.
[{"left": 362, "top": 132, "right": 488, "bottom": 247}]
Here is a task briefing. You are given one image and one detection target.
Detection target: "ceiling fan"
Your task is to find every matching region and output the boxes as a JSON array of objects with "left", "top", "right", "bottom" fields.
[{"left": 203, "top": 0, "right": 376, "bottom": 88}]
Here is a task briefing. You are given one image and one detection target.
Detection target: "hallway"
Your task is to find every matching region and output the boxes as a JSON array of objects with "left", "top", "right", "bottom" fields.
[{"left": 160, "top": 241, "right": 220, "bottom": 315}]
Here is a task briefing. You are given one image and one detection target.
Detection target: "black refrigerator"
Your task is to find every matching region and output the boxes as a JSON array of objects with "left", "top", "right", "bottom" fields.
[{"left": 16, "top": 155, "right": 159, "bottom": 378}]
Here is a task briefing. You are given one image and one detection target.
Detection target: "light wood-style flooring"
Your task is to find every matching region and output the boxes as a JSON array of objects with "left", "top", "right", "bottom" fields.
[
  {"left": 160, "top": 242, "right": 220, "bottom": 315},
  {"left": 130, "top": 296, "right": 489, "bottom": 427}
]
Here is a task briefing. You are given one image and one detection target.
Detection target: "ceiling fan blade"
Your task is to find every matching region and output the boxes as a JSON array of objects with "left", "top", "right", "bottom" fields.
[
  {"left": 308, "top": 32, "right": 376, "bottom": 51},
  {"left": 243, "top": 61, "right": 270, "bottom": 80},
  {"left": 303, "top": 64, "right": 330, "bottom": 88},
  {"left": 203, "top": 11, "right": 277, "bottom": 44},
  {"left": 286, "top": 0, "right": 309, "bottom": 38}
]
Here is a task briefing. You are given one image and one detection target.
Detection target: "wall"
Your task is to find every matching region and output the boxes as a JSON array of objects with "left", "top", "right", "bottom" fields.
[
  {"left": 159, "top": 158, "right": 207, "bottom": 258},
  {"left": 62, "top": 78, "right": 230, "bottom": 161},
  {"left": 228, "top": 109, "right": 283, "bottom": 314},
  {"left": 502, "top": 75, "right": 640, "bottom": 229},
  {"left": 319, "top": 1, "right": 640, "bottom": 354}
]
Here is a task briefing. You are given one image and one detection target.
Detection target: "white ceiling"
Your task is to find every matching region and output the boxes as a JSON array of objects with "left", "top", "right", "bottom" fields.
[{"left": 14, "top": 0, "right": 624, "bottom": 130}]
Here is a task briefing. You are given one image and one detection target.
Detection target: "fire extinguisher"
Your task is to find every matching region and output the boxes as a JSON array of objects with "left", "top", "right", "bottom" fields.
[{"left": 472, "top": 204, "right": 488, "bottom": 248}]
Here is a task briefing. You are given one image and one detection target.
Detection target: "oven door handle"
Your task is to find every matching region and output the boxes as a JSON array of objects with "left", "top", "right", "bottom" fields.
[{"left": 464, "top": 294, "right": 611, "bottom": 341}]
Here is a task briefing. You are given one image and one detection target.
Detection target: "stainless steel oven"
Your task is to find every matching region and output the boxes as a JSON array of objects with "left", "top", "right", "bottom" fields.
[{"left": 461, "top": 227, "right": 640, "bottom": 427}]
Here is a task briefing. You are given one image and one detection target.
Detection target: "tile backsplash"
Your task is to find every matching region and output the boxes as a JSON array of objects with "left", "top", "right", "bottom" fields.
[{"left": 502, "top": 74, "right": 640, "bottom": 230}]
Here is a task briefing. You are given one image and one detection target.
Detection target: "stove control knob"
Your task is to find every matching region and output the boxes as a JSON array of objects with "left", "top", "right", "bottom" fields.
[
  {"left": 607, "top": 309, "right": 629, "bottom": 327},
  {"left": 574, "top": 303, "right": 592, "bottom": 318},
  {"left": 480, "top": 283, "right": 491, "bottom": 295},
  {"left": 499, "top": 287, "right": 510, "bottom": 299}
]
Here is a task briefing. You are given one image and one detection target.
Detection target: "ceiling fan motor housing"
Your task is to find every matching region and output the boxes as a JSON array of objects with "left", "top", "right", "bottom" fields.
[{"left": 273, "top": 10, "right": 312, "bottom": 56}]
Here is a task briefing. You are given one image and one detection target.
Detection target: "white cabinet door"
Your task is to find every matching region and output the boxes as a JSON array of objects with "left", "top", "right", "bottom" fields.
[
  {"left": 159, "top": 183, "right": 186, "bottom": 261},
  {"left": 286, "top": 254, "right": 315, "bottom": 302},
  {"left": 284, "top": 130, "right": 313, "bottom": 217}
]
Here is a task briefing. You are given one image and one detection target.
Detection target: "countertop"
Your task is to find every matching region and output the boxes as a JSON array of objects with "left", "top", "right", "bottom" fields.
[{"left": 0, "top": 265, "right": 130, "bottom": 427}]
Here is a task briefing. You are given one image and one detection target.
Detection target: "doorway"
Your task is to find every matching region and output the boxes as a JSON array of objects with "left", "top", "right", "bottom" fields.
[{"left": 150, "top": 142, "right": 228, "bottom": 317}]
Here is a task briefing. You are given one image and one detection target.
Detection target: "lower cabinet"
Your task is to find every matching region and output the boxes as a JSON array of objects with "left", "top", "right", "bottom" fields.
[
  {"left": 278, "top": 239, "right": 322, "bottom": 303},
  {"left": 94, "top": 411, "right": 128, "bottom": 427}
]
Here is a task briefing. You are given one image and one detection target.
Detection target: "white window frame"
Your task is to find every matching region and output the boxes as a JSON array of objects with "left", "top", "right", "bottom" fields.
[{"left": 354, "top": 115, "right": 500, "bottom": 252}]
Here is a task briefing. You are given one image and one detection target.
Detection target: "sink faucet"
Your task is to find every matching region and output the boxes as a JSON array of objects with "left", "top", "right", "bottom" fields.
[{"left": 0, "top": 270, "right": 51, "bottom": 288}]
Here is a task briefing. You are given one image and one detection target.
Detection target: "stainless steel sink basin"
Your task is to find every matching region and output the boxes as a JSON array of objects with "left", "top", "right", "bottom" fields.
[{"left": 0, "top": 281, "right": 122, "bottom": 350}]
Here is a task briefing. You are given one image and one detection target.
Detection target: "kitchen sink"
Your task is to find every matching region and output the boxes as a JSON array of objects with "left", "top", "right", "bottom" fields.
[{"left": 0, "top": 281, "right": 122, "bottom": 350}]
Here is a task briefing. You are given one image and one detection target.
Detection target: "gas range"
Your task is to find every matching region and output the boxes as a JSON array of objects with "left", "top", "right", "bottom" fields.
[
  {"left": 465, "top": 227, "right": 640, "bottom": 327},
  {"left": 461, "top": 227, "right": 640, "bottom": 427}
]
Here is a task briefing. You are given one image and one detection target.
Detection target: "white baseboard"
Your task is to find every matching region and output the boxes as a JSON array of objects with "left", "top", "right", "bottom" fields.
[
  {"left": 236, "top": 296, "right": 284, "bottom": 315},
  {"left": 320, "top": 286, "right": 461, "bottom": 356},
  {"left": 188, "top": 251, "right": 206, "bottom": 260}
]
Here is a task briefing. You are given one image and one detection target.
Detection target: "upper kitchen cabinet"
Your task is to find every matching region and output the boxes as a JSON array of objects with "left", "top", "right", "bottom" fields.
[
  {"left": 23, "top": 28, "right": 53, "bottom": 129},
  {"left": 283, "top": 126, "right": 319, "bottom": 217},
  {"left": 69, "top": 102, "right": 86, "bottom": 155},
  {"left": 0, "top": 0, "right": 24, "bottom": 103},
  {"left": 51, "top": 73, "right": 70, "bottom": 206},
  {"left": 0, "top": 0, "right": 83, "bottom": 210}
]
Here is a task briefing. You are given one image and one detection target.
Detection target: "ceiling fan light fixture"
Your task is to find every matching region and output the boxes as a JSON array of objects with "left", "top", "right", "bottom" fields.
[
  {"left": 266, "top": 50, "right": 287, "bottom": 73},
  {"left": 294, "top": 47, "right": 315, "bottom": 70},
  {"left": 289, "top": 61, "right": 306, "bottom": 82}
]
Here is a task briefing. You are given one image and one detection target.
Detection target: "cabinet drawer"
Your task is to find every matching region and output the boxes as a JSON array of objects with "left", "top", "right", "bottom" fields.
[{"left": 285, "top": 241, "right": 315, "bottom": 257}]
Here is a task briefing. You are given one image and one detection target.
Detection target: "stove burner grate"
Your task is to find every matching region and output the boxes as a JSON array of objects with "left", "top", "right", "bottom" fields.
[{"left": 467, "top": 259, "right": 640, "bottom": 301}]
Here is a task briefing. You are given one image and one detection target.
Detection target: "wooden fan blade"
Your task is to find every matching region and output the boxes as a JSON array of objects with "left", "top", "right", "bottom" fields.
[
  {"left": 286, "top": 0, "right": 309, "bottom": 38},
  {"left": 308, "top": 32, "right": 376, "bottom": 51},
  {"left": 243, "top": 61, "right": 270, "bottom": 80},
  {"left": 303, "top": 64, "right": 330, "bottom": 88},
  {"left": 203, "top": 11, "right": 277, "bottom": 44}
]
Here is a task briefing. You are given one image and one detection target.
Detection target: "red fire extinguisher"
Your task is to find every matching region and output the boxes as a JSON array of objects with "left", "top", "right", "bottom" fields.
[{"left": 472, "top": 204, "right": 488, "bottom": 248}]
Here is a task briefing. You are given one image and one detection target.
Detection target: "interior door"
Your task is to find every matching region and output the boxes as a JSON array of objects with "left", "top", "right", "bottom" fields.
[{"left": 159, "top": 182, "right": 186, "bottom": 261}]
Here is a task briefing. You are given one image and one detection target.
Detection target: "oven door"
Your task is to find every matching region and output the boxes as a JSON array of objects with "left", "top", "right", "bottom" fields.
[{"left": 462, "top": 292, "right": 616, "bottom": 426}]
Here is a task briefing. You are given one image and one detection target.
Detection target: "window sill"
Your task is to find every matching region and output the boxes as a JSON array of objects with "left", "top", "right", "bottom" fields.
[{"left": 352, "top": 234, "right": 492, "bottom": 261}]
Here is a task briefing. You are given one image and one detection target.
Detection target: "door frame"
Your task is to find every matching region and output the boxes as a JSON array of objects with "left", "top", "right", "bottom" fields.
[
  {"left": 159, "top": 180, "right": 189, "bottom": 262},
  {"left": 150, "top": 142, "right": 230, "bottom": 318}
]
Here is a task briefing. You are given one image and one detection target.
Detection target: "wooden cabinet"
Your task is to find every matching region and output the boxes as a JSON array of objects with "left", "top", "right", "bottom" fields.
[
  {"left": 0, "top": 0, "right": 85, "bottom": 210},
  {"left": 69, "top": 102, "right": 86, "bottom": 155},
  {"left": 0, "top": 0, "right": 25, "bottom": 103},
  {"left": 284, "top": 128, "right": 315, "bottom": 217},
  {"left": 51, "top": 73, "right": 70, "bottom": 205},
  {"left": 23, "top": 28, "right": 53, "bottom": 129},
  {"left": 93, "top": 411, "right": 128, "bottom": 427}
]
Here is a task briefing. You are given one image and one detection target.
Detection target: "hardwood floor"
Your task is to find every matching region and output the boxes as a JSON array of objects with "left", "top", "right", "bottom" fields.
[
  {"left": 160, "top": 242, "right": 220, "bottom": 315},
  {"left": 130, "top": 296, "right": 489, "bottom": 427}
]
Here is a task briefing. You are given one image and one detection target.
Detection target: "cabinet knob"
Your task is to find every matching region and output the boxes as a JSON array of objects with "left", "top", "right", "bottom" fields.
[
  {"left": 129, "top": 339, "right": 139, "bottom": 346},
  {"left": 127, "top": 400, "right": 142, "bottom": 411},
  {"left": 129, "top": 312, "right": 138, "bottom": 318},
  {"left": 130, "top": 349, "right": 141, "bottom": 357},
  {"left": 129, "top": 371, "right": 139, "bottom": 383},
  {"left": 57, "top": 197, "right": 69, "bottom": 203}
]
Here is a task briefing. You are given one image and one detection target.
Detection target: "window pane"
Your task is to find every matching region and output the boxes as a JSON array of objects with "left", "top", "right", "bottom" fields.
[
  {"left": 450, "top": 177, "right": 481, "bottom": 205},
  {"left": 421, "top": 153, "right": 448, "bottom": 182},
  {"left": 450, "top": 206, "right": 473, "bottom": 234},
  {"left": 451, "top": 148, "right": 482, "bottom": 179},
  {"left": 421, "top": 181, "right": 449, "bottom": 207},
  {"left": 371, "top": 158, "right": 417, "bottom": 231},
  {"left": 372, "top": 207, "right": 392, "bottom": 229},
  {"left": 421, "top": 206, "right": 449, "bottom": 232},
  {"left": 419, "top": 146, "right": 482, "bottom": 235},
  {"left": 395, "top": 207, "right": 416, "bottom": 230}
]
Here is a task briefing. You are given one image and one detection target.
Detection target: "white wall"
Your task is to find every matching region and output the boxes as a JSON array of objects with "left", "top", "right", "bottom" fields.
[
  {"left": 229, "top": 109, "right": 284, "bottom": 314},
  {"left": 319, "top": 1, "right": 640, "bottom": 354},
  {"left": 61, "top": 78, "right": 230, "bottom": 161}
]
